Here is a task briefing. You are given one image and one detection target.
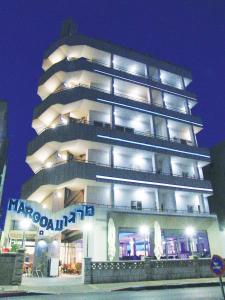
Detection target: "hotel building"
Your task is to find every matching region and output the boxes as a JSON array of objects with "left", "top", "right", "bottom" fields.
[{"left": 3, "top": 22, "right": 224, "bottom": 268}]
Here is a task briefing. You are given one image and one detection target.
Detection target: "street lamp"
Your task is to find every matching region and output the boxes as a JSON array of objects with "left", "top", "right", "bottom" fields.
[
  {"left": 139, "top": 225, "right": 150, "bottom": 257},
  {"left": 185, "top": 226, "right": 195, "bottom": 257},
  {"left": 20, "top": 218, "right": 31, "bottom": 248},
  {"left": 83, "top": 222, "right": 93, "bottom": 257}
]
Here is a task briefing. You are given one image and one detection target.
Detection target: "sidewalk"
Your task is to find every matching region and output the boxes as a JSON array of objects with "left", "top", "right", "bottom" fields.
[{"left": 0, "top": 275, "right": 222, "bottom": 297}]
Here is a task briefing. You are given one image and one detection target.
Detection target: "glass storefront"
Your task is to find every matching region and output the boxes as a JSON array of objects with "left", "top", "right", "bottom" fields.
[
  {"left": 161, "top": 229, "right": 210, "bottom": 259},
  {"left": 119, "top": 228, "right": 210, "bottom": 260}
]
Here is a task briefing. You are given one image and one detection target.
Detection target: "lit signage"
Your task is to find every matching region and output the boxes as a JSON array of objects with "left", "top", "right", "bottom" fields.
[{"left": 8, "top": 198, "right": 94, "bottom": 232}]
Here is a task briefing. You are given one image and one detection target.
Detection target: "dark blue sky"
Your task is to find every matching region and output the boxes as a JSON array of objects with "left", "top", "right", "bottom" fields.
[{"left": 0, "top": 0, "right": 225, "bottom": 213}]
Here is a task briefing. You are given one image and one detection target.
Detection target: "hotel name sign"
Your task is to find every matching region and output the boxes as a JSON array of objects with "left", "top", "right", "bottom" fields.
[{"left": 8, "top": 198, "right": 94, "bottom": 232}]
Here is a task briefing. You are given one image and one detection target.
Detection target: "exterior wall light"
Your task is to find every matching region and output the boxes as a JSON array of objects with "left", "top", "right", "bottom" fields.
[
  {"left": 20, "top": 218, "right": 31, "bottom": 230},
  {"left": 185, "top": 226, "right": 195, "bottom": 237},
  {"left": 139, "top": 225, "right": 149, "bottom": 236}
]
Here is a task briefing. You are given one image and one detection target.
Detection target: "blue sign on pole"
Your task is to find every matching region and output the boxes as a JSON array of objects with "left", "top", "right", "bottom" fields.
[{"left": 210, "top": 255, "right": 225, "bottom": 277}]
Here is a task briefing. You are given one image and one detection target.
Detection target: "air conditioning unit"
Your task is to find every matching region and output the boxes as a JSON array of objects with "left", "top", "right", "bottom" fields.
[{"left": 131, "top": 201, "right": 142, "bottom": 210}]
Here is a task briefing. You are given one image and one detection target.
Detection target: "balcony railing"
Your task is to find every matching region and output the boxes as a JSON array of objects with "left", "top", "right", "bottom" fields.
[
  {"left": 38, "top": 117, "right": 194, "bottom": 147},
  {"left": 113, "top": 63, "right": 148, "bottom": 79},
  {"left": 65, "top": 57, "right": 186, "bottom": 92},
  {"left": 35, "top": 155, "right": 202, "bottom": 182},
  {"left": 114, "top": 90, "right": 150, "bottom": 104},
  {"left": 54, "top": 82, "right": 111, "bottom": 95},
  {"left": 67, "top": 200, "right": 211, "bottom": 216},
  {"left": 52, "top": 80, "right": 188, "bottom": 115}
]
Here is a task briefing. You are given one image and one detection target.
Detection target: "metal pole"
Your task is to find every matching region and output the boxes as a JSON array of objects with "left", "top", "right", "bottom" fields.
[{"left": 219, "top": 276, "right": 225, "bottom": 300}]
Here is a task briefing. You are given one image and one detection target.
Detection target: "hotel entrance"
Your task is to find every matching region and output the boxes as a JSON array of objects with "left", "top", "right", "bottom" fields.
[{"left": 59, "top": 230, "right": 83, "bottom": 275}]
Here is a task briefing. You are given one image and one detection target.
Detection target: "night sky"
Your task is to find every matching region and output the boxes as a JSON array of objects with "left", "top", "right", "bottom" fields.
[{"left": 0, "top": 0, "right": 224, "bottom": 220}]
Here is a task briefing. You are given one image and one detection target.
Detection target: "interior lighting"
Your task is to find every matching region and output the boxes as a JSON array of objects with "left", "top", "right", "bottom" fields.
[
  {"left": 45, "top": 161, "right": 53, "bottom": 169},
  {"left": 129, "top": 65, "right": 137, "bottom": 73},
  {"left": 62, "top": 154, "right": 67, "bottom": 160},
  {"left": 97, "top": 98, "right": 202, "bottom": 127},
  {"left": 94, "top": 69, "right": 197, "bottom": 101},
  {"left": 185, "top": 226, "right": 195, "bottom": 237},
  {"left": 64, "top": 80, "right": 76, "bottom": 89},
  {"left": 61, "top": 116, "right": 68, "bottom": 125},
  {"left": 56, "top": 191, "right": 62, "bottom": 197}
]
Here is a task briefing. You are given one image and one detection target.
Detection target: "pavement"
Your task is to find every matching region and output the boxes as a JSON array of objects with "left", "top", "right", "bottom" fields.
[{"left": 0, "top": 275, "right": 223, "bottom": 297}]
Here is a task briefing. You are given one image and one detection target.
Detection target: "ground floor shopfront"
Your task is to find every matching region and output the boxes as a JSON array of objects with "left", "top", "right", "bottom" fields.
[{"left": 1, "top": 206, "right": 225, "bottom": 278}]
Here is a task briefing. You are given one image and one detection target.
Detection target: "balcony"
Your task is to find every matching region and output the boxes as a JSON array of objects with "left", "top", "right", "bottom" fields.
[
  {"left": 43, "top": 43, "right": 192, "bottom": 92},
  {"left": 27, "top": 118, "right": 210, "bottom": 163},
  {"left": 39, "top": 58, "right": 196, "bottom": 113},
  {"left": 37, "top": 117, "right": 195, "bottom": 147},
  {"left": 21, "top": 156, "right": 212, "bottom": 201},
  {"left": 33, "top": 153, "right": 203, "bottom": 183},
  {"left": 71, "top": 201, "right": 214, "bottom": 218}
]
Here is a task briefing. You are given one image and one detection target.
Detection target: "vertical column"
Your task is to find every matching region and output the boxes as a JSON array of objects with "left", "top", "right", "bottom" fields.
[
  {"left": 148, "top": 87, "right": 152, "bottom": 105},
  {"left": 190, "top": 125, "right": 197, "bottom": 146},
  {"left": 152, "top": 153, "right": 156, "bottom": 173},
  {"left": 155, "top": 189, "right": 159, "bottom": 211},
  {"left": 172, "top": 190, "right": 177, "bottom": 212},
  {"left": 200, "top": 194, "right": 206, "bottom": 213},
  {"left": 111, "top": 77, "right": 114, "bottom": 95},
  {"left": 185, "top": 98, "right": 191, "bottom": 115},
  {"left": 147, "top": 88, "right": 151, "bottom": 104},
  {"left": 145, "top": 64, "right": 149, "bottom": 79},
  {"left": 168, "top": 156, "right": 173, "bottom": 176},
  {"left": 149, "top": 115, "right": 154, "bottom": 137},
  {"left": 110, "top": 53, "right": 113, "bottom": 69},
  {"left": 181, "top": 76, "right": 186, "bottom": 90},
  {"left": 165, "top": 119, "right": 171, "bottom": 142},
  {"left": 152, "top": 116, "right": 157, "bottom": 138},
  {"left": 162, "top": 91, "right": 166, "bottom": 109},
  {"left": 111, "top": 105, "right": 115, "bottom": 129},
  {"left": 194, "top": 161, "right": 201, "bottom": 179},
  {"left": 111, "top": 183, "right": 114, "bottom": 207},
  {"left": 110, "top": 146, "right": 114, "bottom": 167}
]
